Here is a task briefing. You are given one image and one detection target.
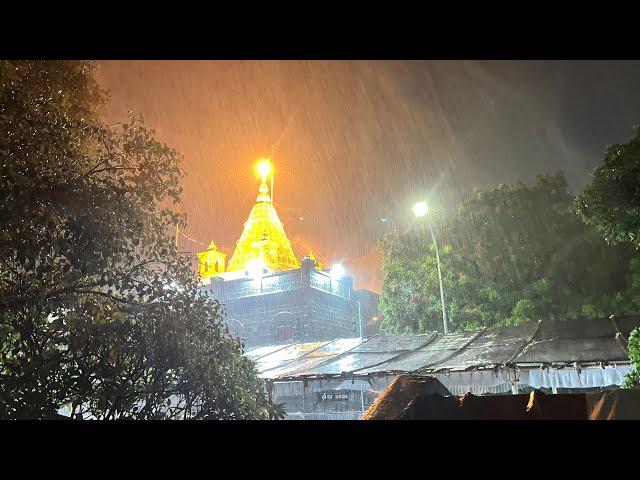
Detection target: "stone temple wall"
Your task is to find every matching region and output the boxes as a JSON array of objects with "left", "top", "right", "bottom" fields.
[{"left": 202, "top": 258, "right": 364, "bottom": 348}]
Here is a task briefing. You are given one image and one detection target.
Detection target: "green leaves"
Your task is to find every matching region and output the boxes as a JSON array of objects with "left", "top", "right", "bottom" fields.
[
  {"left": 622, "top": 328, "right": 640, "bottom": 388},
  {"left": 576, "top": 125, "right": 640, "bottom": 250},
  {"left": 0, "top": 61, "right": 277, "bottom": 420},
  {"left": 379, "top": 172, "right": 638, "bottom": 334}
]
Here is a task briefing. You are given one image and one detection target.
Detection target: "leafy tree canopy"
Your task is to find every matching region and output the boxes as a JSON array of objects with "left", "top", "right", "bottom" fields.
[
  {"left": 0, "top": 61, "right": 282, "bottom": 419},
  {"left": 576, "top": 125, "right": 640, "bottom": 250},
  {"left": 622, "top": 327, "right": 640, "bottom": 388},
  {"left": 380, "top": 172, "right": 638, "bottom": 334}
]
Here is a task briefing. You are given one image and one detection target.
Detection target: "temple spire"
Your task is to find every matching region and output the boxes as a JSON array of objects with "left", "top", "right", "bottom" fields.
[
  {"left": 256, "top": 178, "right": 271, "bottom": 203},
  {"left": 256, "top": 158, "right": 272, "bottom": 203},
  {"left": 226, "top": 160, "right": 300, "bottom": 272},
  {"left": 307, "top": 250, "right": 324, "bottom": 270}
]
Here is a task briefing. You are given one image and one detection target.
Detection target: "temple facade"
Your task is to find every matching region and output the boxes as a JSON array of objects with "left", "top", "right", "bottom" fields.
[{"left": 198, "top": 160, "right": 377, "bottom": 348}]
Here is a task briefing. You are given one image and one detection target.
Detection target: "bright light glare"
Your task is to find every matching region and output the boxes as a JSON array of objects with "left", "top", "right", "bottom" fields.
[
  {"left": 413, "top": 201, "right": 428, "bottom": 218},
  {"left": 330, "top": 263, "right": 345, "bottom": 279},
  {"left": 246, "top": 258, "right": 266, "bottom": 278},
  {"left": 256, "top": 159, "right": 272, "bottom": 179},
  {"left": 162, "top": 280, "right": 183, "bottom": 292}
]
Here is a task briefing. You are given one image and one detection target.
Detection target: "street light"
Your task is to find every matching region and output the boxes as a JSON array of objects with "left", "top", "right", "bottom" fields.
[
  {"left": 413, "top": 201, "right": 448, "bottom": 334},
  {"left": 412, "top": 201, "right": 429, "bottom": 218}
]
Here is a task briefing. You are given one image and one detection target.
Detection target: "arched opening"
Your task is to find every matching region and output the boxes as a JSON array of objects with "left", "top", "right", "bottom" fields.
[
  {"left": 276, "top": 325, "right": 294, "bottom": 342},
  {"left": 271, "top": 312, "right": 298, "bottom": 344},
  {"left": 227, "top": 319, "right": 245, "bottom": 340}
]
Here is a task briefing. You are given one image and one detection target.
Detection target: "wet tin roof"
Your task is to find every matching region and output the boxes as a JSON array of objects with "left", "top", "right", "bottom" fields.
[{"left": 247, "top": 316, "right": 639, "bottom": 380}]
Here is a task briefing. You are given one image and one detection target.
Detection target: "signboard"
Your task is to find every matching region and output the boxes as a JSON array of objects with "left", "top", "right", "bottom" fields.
[{"left": 318, "top": 390, "right": 350, "bottom": 402}]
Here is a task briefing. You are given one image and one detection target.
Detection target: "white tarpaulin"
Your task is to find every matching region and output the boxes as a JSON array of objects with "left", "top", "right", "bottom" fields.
[
  {"left": 427, "top": 365, "right": 634, "bottom": 396},
  {"left": 435, "top": 371, "right": 512, "bottom": 395},
  {"left": 524, "top": 365, "right": 633, "bottom": 389}
]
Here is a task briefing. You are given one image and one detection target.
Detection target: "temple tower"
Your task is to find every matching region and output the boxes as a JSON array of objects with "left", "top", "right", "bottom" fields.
[{"left": 226, "top": 159, "right": 300, "bottom": 273}]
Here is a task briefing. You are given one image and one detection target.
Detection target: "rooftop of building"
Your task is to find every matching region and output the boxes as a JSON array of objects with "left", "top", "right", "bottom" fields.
[
  {"left": 245, "top": 315, "right": 639, "bottom": 381},
  {"left": 203, "top": 258, "right": 355, "bottom": 302}
]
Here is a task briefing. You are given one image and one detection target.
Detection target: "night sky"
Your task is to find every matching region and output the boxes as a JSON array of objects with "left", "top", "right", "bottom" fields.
[{"left": 97, "top": 61, "right": 640, "bottom": 292}]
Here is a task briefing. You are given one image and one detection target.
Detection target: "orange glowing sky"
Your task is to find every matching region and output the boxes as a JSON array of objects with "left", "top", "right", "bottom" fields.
[
  {"left": 98, "top": 61, "right": 394, "bottom": 291},
  {"left": 97, "top": 60, "right": 640, "bottom": 292}
]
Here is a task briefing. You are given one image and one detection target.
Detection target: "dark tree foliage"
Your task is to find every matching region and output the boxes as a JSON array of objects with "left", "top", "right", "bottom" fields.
[
  {"left": 622, "top": 328, "right": 640, "bottom": 388},
  {"left": 576, "top": 125, "right": 640, "bottom": 250},
  {"left": 575, "top": 125, "right": 640, "bottom": 384},
  {"left": 0, "top": 61, "right": 283, "bottom": 419},
  {"left": 380, "top": 172, "right": 638, "bottom": 333}
]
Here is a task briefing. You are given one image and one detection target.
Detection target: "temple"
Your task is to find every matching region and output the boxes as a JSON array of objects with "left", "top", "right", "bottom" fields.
[
  {"left": 198, "top": 160, "right": 380, "bottom": 348},
  {"left": 196, "top": 161, "right": 638, "bottom": 421}
]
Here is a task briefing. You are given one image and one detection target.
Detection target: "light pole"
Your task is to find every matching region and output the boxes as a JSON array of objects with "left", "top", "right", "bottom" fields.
[{"left": 412, "top": 201, "right": 448, "bottom": 334}]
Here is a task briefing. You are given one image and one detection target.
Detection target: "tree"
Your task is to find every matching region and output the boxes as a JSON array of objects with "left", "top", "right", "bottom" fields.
[
  {"left": 379, "top": 173, "right": 637, "bottom": 333},
  {"left": 378, "top": 229, "right": 436, "bottom": 334},
  {"left": 576, "top": 125, "right": 640, "bottom": 250},
  {"left": 0, "top": 61, "right": 282, "bottom": 419},
  {"left": 622, "top": 328, "right": 640, "bottom": 388},
  {"left": 379, "top": 229, "right": 480, "bottom": 333},
  {"left": 575, "top": 125, "right": 640, "bottom": 385}
]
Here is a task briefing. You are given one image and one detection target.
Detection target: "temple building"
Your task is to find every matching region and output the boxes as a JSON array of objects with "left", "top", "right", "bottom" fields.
[
  {"left": 198, "top": 160, "right": 378, "bottom": 348},
  {"left": 196, "top": 161, "right": 638, "bottom": 421}
]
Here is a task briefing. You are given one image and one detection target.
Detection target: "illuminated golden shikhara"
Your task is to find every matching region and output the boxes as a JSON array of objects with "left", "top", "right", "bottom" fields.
[
  {"left": 197, "top": 241, "right": 226, "bottom": 278},
  {"left": 307, "top": 249, "right": 323, "bottom": 270},
  {"left": 225, "top": 165, "right": 300, "bottom": 273}
]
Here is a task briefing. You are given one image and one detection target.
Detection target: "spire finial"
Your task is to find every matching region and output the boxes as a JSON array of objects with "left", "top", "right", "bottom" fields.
[{"left": 255, "top": 158, "right": 273, "bottom": 203}]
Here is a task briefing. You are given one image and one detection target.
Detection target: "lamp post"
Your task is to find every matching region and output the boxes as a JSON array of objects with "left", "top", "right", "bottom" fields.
[{"left": 412, "top": 201, "right": 448, "bottom": 334}]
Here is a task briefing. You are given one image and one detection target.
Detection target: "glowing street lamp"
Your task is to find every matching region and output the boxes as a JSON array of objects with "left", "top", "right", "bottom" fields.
[
  {"left": 412, "top": 201, "right": 429, "bottom": 218},
  {"left": 413, "top": 201, "right": 448, "bottom": 334}
]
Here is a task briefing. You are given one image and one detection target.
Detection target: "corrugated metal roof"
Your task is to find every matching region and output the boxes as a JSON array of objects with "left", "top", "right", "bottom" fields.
[
  {"left": 515, "top": 338, "right": 627, "bottom": 364},
  {"left": 350, "top": 334, "right": 433, "bottom": 353},
  {"left": 258, "top": 338, "right": 363, "bottom": 378},
  {"left": 254, "top": 341, "right": 332, "bottom": 373},
  {"left": 247, "top": 316, "right": 640, "bottom": 380},
  {"left": 430, "top": 322, "right": 540, "bottom": 371},
  {"left": 244, "top": 344, "right": 291, "bottom": 361},
  {"left": 355, "top": 331, "right": 478, "bottom": 374}
]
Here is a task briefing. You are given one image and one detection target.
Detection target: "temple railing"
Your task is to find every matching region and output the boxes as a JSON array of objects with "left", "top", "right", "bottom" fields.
[
  {"left": 208, "top": 269, "right": 302, "bottom": 301},
  {"left": 206, "top": 267, "right": 352, "bottom": 301},
  {"left": 310, "top": 270, "right": 350, "bottom": 300}
]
